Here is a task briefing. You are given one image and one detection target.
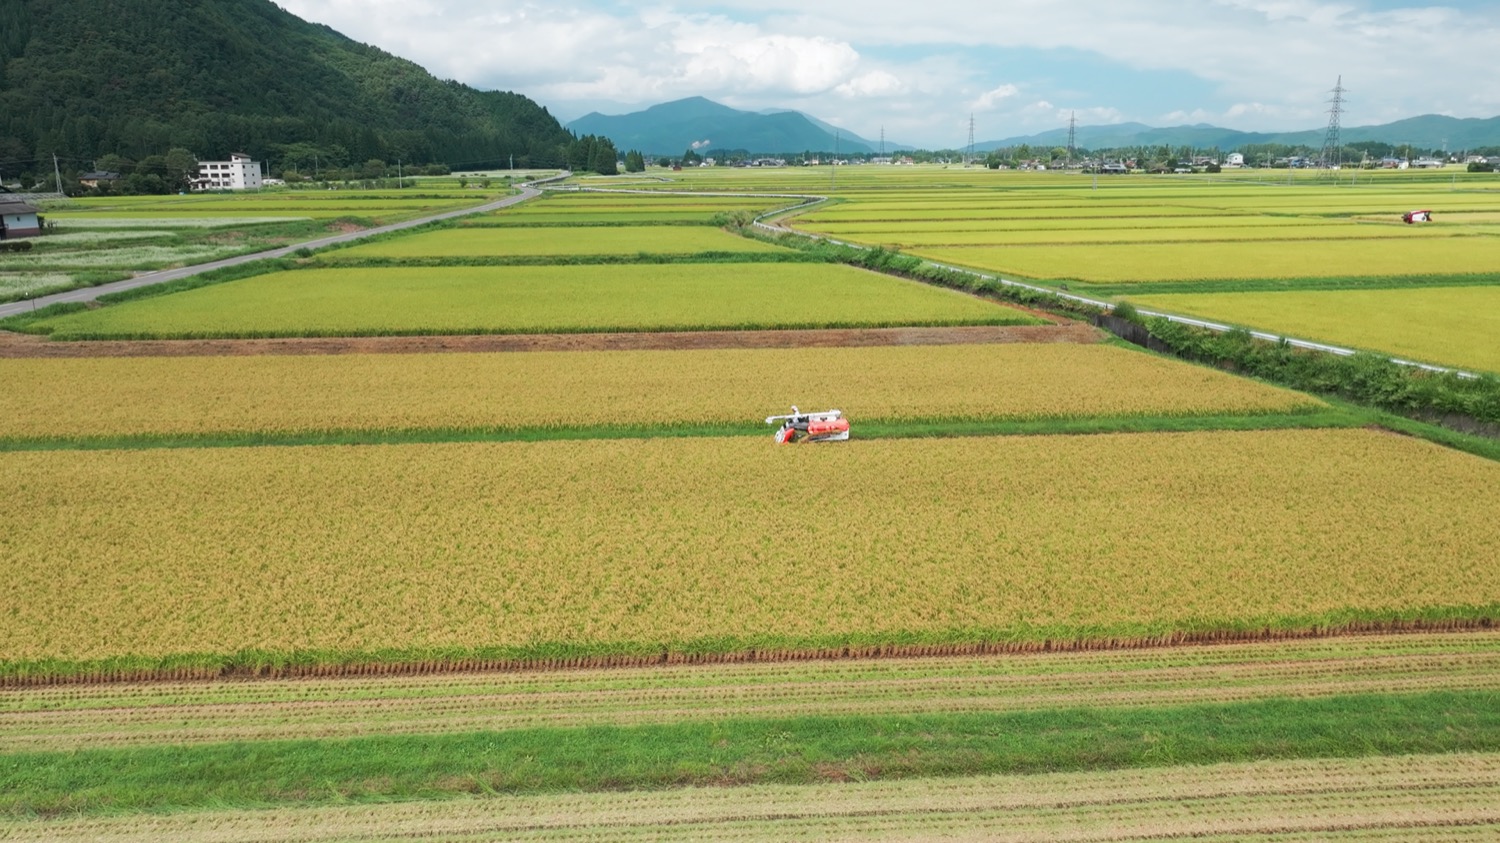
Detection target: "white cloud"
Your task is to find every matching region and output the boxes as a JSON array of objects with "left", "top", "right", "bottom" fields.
[
  {"left": 836, "top": 70, "right": 906, "bottom": 98},
  {"left": 970, "top": 84, "right": 1019, "bottom": 112},
  {"left": 275, "top": 0, "right": 1500, "bottom": 147}
]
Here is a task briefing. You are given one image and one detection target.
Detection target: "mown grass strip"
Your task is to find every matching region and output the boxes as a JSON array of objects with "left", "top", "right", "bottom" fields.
[
  {"left": 2, "top": 690, "right": 1496, "bottom": 818},
  {"left": 0, "top": 409, "right": 1358, "bottom": 453}
]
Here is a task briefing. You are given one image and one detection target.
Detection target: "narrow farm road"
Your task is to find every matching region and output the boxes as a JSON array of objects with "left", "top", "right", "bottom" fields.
[{"left": 0, "top": 183, "right": 549, "bottom": 320}]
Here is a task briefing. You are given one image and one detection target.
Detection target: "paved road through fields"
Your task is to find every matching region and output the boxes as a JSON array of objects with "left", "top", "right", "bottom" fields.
[{"left": 0, "top": 184, "right": 545, "bottom": 320}]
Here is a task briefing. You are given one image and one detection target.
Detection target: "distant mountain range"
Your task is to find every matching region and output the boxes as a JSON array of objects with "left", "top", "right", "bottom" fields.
[
  {"left": 568, "top": 98, "right": 1500, "bottom": 156},
  {"left": 978, "top": 114, "right": 1500, "bottom": 152},
  {"left": 567, "top": 98, "right": 888, "bottom": 156}
]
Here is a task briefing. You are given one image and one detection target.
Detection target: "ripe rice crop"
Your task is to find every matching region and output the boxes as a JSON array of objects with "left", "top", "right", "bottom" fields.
[
  {"left": 329, "top": 225, "right": 786, "bottom": 258},
  {"left": 800, "top": 216, "right": 1331, "bottom": 235},
  {"left": 907, "top": 238, "right": 1500, "bottom": 282},
  {"left": 29, "top": 264, "right": 1032, "bottom": 339},
  {"left": 813, "top": 222, "right": 1461, "bottom": 249},
  {"left": 1133, "top": 285, "right": 1500, "bottom": 373},
  {"left": 1, "top": 428, "right": 1495, "bottom": 665},
  {"left": 0, "top": 344, "right": 1321, "bottom": 441}
]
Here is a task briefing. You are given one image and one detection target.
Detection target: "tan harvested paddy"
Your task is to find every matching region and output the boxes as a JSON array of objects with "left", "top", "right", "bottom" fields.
[
  {"left": 6, "top": 752, "right": 1497, "bottom": 842},
  {"left": 3, "top": 632, "right": 1494, "bottom": 751},
  {"left": 2, "top": 429, "right": 1497, "bottom": 664},
  {"left": 0, "top": 343, "right": 1321, "bottom": 440}
]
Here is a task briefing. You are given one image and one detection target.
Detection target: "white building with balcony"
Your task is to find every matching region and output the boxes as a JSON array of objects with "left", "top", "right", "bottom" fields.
[{"left": 195, "top": 153, "right": 263, "bottom": 190}]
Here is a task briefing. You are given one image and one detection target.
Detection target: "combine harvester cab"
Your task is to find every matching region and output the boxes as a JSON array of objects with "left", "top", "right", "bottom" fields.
[{"left": 766, "top": 406, "right": 850, "bottom": 444}]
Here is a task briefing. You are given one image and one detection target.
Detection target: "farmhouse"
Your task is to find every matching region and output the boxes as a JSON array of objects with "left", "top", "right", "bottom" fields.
[
  {"left": 0, "top": 201, "right": 41, "bottom": 239},
  {"left": 78, "top": 171, "right": 121, "bottom": 189},
  {"left": 195, "top": 153, "right": 263, "bottom": 190}
]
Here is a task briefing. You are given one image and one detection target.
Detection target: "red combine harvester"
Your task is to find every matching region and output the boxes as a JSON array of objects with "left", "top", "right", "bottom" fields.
[
  {"left": 1402, "top": 210, "right": 1433, "bottom": 223},
  {"left": 765, "top": 406, "right": 850, "bottom": 444}
]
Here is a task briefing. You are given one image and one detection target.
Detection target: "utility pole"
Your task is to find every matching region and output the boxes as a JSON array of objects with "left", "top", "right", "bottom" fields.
[
  {"left": 397, "top": 159, "right": 403, "bottom": 188},
  {"left": 1067, "top": 111, "right": 1077, "bottom": 167},
  {"left": 832, "top": 130, "right": 839, "bottom": 190},
  {"left": 52, "top": 154, "right": 63, "bottom": 196}
]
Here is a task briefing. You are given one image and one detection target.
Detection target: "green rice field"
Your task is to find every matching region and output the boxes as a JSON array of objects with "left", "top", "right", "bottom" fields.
[
  {"left": 27, "top": 263, "right": 1034, "bottom": 338},
  {"left": 329, "top": 225, "right": 787, "bottom": 258}
]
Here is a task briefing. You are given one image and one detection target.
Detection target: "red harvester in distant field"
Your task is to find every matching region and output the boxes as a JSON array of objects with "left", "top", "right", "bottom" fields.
[{"left": 765, "top": 407, "right": 850, "bottom": 444}]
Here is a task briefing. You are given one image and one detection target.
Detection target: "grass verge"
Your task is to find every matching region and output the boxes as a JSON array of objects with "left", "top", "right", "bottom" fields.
[
  {"left": 3, "top": 690, "right": 1495, "bottom": 817},
  {"left": 0, "top": 408, "right": 1356, "bottom": 453}
]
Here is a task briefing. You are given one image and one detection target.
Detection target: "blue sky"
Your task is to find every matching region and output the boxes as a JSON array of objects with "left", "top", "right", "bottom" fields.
[{"left": 280, "top": 0, "right": 1500, "bottom": 148}]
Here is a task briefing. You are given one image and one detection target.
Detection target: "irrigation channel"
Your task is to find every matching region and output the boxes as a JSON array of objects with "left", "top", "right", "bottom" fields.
[{"left": 553, "top": 184, "right": 1480, "bottom": 380}]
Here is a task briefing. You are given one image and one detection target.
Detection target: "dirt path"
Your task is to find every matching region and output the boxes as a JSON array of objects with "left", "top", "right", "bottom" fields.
[{"left": 0, "top": 322, "right": 1101, "bottom": 358}]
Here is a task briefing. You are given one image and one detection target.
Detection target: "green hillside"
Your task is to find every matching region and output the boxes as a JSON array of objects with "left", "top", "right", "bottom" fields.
[
  {"left": 567, "top": 97, "right": 876, "bottom": 157},
  {"left": 0, "top": 0, "right": 574, "bottom": 177}
]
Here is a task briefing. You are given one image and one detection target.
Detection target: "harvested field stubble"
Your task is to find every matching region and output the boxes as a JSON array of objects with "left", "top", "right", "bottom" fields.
[
  {"left": 4, "top": 632, "right": 1496, "bottom": 751},
  {"left": 4, "top": 752, "right": 1498, "bottom": 842},
  {"left": 0, "top": 344, "right": 1322, "bottom": 441},
  {"left": 1, "top": 429, "right": 1496, "bottom": 672}
]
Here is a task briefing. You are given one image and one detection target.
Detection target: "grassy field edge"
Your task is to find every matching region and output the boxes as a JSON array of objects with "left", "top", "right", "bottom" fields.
[
  {"left": 0, "top": 407, "right": 1351, "bottom": 453},
  {"left": 3, "top": 689, "right": 1496, "bottom": 818}
]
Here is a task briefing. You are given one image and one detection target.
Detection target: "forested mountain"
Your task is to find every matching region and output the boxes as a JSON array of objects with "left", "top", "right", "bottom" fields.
[
  {"left": 568, "top": 98, "right": 876, "bottom": 157},
  {"left": 0, "top": 0, "right": 575, "bottom": 182}
]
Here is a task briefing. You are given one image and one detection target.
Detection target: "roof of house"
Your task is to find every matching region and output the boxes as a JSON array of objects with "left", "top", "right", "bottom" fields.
[
  {"left": 0, "top": 201, "right": 40, "bottom": 215},
  {"left": 79, "top": 171, "right": 121, "bottom": 180}
]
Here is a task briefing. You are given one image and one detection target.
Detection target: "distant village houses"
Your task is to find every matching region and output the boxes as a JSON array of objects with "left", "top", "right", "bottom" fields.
[
  {"left": 194, "top": 153, "right": 263, "bottom": 190},
  {"left": 0, "top": 201, "right": 42, "bottom": 239}
]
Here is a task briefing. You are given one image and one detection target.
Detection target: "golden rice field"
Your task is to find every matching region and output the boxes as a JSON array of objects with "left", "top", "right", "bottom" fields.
[
  {"left": 907, "top": 237, "right": 1500, "bottom": 282},
  {"left": 822, "top": 222, "right": 1478, "bottom": 248},
  {"left": 2, "top": 428, "right": 1496, "bottom": 665},
  {"left": 0, "top": 344, "right": 1321, "bottom": 440},
  {"left": 1132, "top": 285, "right": 1500, "bottom": 373},
  {"left": 328, "top": 225, "right": 787, "bottom": 258},
  {"left": 28, "top": 264, "right": 1030, "bottom": 338}
]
